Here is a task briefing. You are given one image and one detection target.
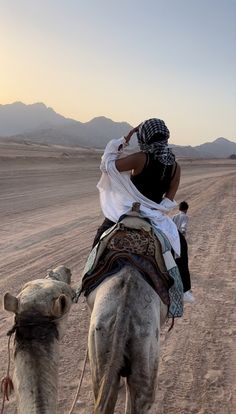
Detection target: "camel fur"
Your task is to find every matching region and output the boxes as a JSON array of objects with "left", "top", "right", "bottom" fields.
[{"left": 87, "top": 264, "right": 168, "bottom": 414}]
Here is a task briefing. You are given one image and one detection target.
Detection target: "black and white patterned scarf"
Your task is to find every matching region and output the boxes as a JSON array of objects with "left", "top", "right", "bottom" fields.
[{"left": 137, "top": 118, "right": 175, "bottom": 166}]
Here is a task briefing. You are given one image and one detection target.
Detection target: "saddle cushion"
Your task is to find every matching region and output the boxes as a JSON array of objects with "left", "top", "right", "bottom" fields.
[
  {"left": 107, "top": 228, "right": 155, "bottom": 256},
  {"left": 81, "top": 212, "right": 183, "bottom": 318}
]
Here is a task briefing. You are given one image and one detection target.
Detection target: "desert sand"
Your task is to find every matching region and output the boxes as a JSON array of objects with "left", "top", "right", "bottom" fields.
[{"left": 0, "top": 142, "right": 235, "bottom": 414}]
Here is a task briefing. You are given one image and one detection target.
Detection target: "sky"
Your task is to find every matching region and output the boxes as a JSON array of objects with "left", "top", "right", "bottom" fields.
[{"left": 0, "top": 0, "right": 236, "bottom": 145}]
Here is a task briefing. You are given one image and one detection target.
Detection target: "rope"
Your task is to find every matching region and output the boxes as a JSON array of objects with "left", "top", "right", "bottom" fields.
[
  {"left": 68, "top": 347, "right": 88, "bottom": 414},
  {"left": 1, "top": 334, "right": 14, "bottom": 414}
]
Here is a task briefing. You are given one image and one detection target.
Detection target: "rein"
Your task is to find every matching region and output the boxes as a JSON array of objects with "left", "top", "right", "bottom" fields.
[
  {"left": 68, "top": 347, "right": 88, "bottom": 414},
  {"left": 0, "top": 333, "right": 14, "bottom": 414}
]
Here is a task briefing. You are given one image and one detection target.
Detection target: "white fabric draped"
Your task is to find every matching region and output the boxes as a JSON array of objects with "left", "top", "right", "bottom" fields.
[{"left": 97, "top": 137, "right": 180, "bottom": 256}]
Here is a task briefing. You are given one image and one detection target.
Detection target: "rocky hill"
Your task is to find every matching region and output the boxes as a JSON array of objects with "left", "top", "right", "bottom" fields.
[
  {"left": 0, "top": 102, "right": 235, "bottom": 157},
  {"left": 0, "top": 102, "right": 72, "bottom": 136}
]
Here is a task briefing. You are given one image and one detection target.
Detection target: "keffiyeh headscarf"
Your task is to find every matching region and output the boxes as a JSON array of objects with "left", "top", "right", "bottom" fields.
[{"left": 137, "top": 118, "right": 175, "bottom": 166}]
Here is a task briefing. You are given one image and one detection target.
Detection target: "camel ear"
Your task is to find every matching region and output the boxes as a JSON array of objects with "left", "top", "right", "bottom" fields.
[
  {"left": 46, "top": 269, "right": 54, "bottom": 278},
  {"left": 52, "top": 294, "right": 69, "bottom": 317},
  {"left": 46, "top": 266, "right": 71, "bottom": 285},
  {"left": 3, "top": 293, "right": 19, "bottom": 313}
]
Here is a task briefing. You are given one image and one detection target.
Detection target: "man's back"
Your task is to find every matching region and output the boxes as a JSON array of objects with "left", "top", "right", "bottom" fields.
[{"left": 172, "top": 211, "right": 188, "bottom": 235}]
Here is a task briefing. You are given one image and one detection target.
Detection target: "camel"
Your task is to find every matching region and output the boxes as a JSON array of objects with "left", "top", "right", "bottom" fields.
[
  {"left": 87, "top": 264, "right": 168, "bottom": 414},
  {"left": 3, "top": 258, "right": 169, "bottom": 413},
  {"left": 3, "top": 265, "right": 75, "bottom": 414}
]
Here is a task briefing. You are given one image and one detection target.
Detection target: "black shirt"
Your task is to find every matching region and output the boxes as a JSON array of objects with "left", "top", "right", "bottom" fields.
[{"left": 131, "top": 153, "right": 175, "bottom": 204}]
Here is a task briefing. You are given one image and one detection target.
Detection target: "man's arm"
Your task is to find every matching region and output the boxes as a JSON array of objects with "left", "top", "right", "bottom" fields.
[
  {"left": 115, "top": 152, "right": 146, "bottom": 174},
  {"left": 181, "top": 215, "right": 188, "bottom": 235},
  {"left": 165, "top": 163, "right": 181, "bottom": 201}
]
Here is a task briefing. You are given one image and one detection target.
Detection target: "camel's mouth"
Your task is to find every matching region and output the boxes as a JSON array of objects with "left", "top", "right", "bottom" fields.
[{"left": 13, "top": 310, "right": 59, "bottom": 344}]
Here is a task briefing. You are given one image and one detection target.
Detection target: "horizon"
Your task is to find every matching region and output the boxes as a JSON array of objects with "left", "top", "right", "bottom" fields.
[
  {"left": 1, "top": 1, "right": 236, "bottom": 146},
  {"left": 1, "top": 100, "right": 236, "bottom": 146}
]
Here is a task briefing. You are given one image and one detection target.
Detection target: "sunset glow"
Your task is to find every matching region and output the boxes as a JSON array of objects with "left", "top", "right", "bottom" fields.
[{"left": 0, "top": 0, "right": 235, "bottom": 145}]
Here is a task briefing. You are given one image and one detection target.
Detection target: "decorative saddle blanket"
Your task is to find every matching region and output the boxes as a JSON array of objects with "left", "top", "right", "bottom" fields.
[
  {"left": 81, "top": 212, "right": 183, "bottom": 318},
  {"left": 107, "top": 226, "right": 156, "bottom": 256}
]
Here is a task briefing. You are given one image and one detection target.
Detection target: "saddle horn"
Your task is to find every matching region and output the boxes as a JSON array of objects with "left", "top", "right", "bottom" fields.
[{"left": 131, "top": 202, "right": 141, "bottom": 213}]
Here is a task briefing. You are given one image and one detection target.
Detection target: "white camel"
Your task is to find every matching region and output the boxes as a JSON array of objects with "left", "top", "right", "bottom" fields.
[
  {"left": 3, "top": 265, "right": 74, "bottom": 414},
  {"left": 87, "top": 264, "right": 168, "bottom": 414}
]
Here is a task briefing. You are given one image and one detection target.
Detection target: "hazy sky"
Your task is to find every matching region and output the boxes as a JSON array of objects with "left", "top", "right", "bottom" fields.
[{"left": 1, "top": 0, "right": 236, "bottom": 145}]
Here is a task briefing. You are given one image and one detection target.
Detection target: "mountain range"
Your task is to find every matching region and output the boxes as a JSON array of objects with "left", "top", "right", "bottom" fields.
[{"left": 0, "top": 102, "right": 236, "bottom": 158}]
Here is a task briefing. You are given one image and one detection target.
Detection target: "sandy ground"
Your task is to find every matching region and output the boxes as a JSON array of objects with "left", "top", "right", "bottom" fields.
[{"left": 0, "top": 142, "right": 235, "bottom": 414}]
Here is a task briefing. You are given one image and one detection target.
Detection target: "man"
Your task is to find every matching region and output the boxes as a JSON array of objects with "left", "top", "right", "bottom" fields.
[{"left": 173, "top": 201, "right": 195, "bottom": 303}]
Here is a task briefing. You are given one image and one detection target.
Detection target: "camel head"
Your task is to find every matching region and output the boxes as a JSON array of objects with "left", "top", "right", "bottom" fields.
[{"left": 3, "top": 265, "right": 75, "bottom": 339}]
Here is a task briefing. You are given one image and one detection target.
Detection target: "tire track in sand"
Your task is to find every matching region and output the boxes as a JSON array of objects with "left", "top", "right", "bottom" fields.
[{"left": 0, "top": 159, "right": 235, "bottom": 414}]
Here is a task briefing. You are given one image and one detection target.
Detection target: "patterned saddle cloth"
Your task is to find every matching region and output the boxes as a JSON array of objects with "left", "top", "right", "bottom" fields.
[
  {"left": 81, "top": 212, "right": 183, "bottom": 318},
  {"left": 107, "top": 226, "right": 156, "bottom": 256}
]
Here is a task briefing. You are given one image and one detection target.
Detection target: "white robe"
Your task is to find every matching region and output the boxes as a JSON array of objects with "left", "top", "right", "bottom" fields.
[{"left": 97, "top": 137, "right": 180, "bottom": 256}]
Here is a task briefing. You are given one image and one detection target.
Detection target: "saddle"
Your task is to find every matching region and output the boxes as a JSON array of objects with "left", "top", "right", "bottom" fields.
[
  {"left": 81, "top": 203, "right": 172, "bottom": 304},
  {"left": 106, "top": 215, "right": 166, "bottom": 274}
]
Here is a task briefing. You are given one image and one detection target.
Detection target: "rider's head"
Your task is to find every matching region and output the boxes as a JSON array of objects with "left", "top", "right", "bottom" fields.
[
  {"left": 136, "top": 118, "right": 175, "bottom": 165},
  {"left": 136, "top": 118, "right": 170, "bottom": 151}
]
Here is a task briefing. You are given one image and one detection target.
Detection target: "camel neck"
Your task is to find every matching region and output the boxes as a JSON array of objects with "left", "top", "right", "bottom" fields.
[{"left": 14, "top": 338, "right": 59, "bottom": 414}]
